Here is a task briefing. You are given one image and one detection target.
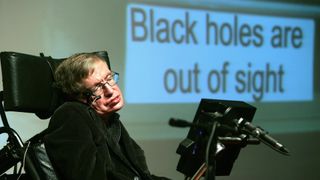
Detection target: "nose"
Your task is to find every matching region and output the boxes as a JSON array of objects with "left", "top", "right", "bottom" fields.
[{"left": 101, "top": 83, "right": 114, "bottom": 97}]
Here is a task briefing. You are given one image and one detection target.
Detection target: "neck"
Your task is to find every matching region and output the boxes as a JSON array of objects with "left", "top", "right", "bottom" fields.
[{"left": 99, "top": 112, "right": 115, "bottom": 125}]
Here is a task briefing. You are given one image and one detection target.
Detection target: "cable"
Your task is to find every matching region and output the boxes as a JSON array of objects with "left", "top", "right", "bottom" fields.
[
  {"left": 17, "top": 141, "right": 30, "bottom": 180},
  {"left": 205, "top": 121, "right": 218, "bottom": 180},
  {"left": 0, "top": 169, "right": 7, "bottom": 177}
]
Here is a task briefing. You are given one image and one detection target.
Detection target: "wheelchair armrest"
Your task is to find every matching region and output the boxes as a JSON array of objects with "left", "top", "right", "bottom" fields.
[{"left": 25, "top": 142, "right": 59, "bottom": 180}]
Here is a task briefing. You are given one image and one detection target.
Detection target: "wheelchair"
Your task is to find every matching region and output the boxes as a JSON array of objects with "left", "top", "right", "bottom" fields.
[{"left": 0, "top": 51, "right": 109, "bottom": 180}]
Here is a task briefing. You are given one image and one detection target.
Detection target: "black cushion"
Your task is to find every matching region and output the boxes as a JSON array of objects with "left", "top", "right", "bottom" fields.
[{"left": 0, "top": 52, "right": 64, "bottom": 119}]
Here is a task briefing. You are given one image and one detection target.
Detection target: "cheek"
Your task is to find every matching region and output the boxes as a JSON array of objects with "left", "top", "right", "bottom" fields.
[
  {"left": 117, "top": 98, "right": 125, "bottom": 109},
  {"left": 91, "top": 101, "right": 103, "bottom": 111}
]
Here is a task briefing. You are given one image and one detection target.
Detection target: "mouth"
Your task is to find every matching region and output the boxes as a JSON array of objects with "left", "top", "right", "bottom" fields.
[{"left": 109, "top": 95, "right": 120, "bottom": 106}]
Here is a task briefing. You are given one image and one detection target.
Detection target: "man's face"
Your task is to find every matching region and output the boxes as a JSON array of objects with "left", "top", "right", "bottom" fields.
[{"left": 82, "top": 59, "right": 124, "bottom": 117}]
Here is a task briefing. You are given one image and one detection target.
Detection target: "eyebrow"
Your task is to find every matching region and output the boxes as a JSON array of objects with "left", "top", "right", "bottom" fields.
[{"left": 95, "top": 72, "right": 112, "bottom": 84}]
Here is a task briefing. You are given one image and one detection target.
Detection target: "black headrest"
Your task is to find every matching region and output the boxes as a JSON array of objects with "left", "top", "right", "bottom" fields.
[
  {"left": 94, "top": 51, "right": 111, "bottom": 70},
  {"left": 0, "top": 51, "right": 110, "bottom": 119},
  {"left": 0, "top": 52, "right": 65, "bottom": 119}
]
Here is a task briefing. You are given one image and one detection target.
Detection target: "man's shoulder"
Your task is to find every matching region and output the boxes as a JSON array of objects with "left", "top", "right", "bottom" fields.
[
  {"left": 52, "top": 101, "right": 92, "bottom": 118},
  {"left": 57, "top": 101, "right": 89, "bottom": 111}
]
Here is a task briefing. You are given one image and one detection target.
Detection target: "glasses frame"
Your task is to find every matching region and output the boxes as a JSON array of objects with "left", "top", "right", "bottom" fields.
[{"left": 90, "top": 71, "right": 119, "bottom": 97}]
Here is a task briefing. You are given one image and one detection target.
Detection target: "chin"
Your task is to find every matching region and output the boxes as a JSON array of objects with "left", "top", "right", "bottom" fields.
[{"left": 110, "top": 100, "right": 124, "bottom": 112}]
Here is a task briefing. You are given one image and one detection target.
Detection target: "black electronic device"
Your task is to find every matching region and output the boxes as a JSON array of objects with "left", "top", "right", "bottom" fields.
[{"left": 173, "top": 99, "right": 257, "bottom": 178}]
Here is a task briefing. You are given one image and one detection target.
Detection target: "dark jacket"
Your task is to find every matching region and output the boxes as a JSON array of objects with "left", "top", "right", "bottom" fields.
[{"left": 44, "top": 101, "right": 165, "bottom": 180}]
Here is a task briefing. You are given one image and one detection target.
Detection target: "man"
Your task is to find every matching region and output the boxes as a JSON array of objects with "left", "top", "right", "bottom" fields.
[{"left": 44, "top": 52, "right": 169, "bottom": 180}]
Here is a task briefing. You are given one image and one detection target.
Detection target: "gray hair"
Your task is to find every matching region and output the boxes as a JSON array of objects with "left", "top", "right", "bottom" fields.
[{"left": 54, "top": 52, "right": 107, "bottom": 100}]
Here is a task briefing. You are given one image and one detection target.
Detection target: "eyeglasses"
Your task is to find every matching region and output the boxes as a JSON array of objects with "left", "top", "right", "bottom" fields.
[{"left": 90, "top": 71, "right": 119, "bottom": 96}]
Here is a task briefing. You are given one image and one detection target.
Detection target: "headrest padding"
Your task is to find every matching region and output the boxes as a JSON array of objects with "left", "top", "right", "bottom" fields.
[{"left": 0, "top": 52, "right": 64, "bottom": 119}]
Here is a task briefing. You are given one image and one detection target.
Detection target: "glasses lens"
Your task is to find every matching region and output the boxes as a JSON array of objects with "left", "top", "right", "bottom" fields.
[
  {"left": 92, "top": 71, "right": 119, "bottom": 96},
  {"left": 110, "top": 72, "right": 119, "bottom": 86}
]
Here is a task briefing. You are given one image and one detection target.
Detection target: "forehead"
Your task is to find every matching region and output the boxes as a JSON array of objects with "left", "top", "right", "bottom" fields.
[
  {"left": 82, "top": 60, "right": 110, "bottom": 87},
  {"left": 90, "top": 60, "right": 110, "bottom": 77}
]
